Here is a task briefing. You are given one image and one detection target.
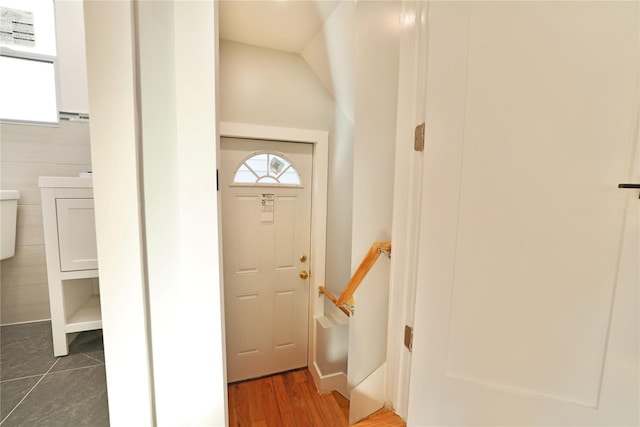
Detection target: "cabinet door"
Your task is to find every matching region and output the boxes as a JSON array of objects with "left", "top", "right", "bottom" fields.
[{"left": 56, "top": 198, "right": 98, "bottom": 271}]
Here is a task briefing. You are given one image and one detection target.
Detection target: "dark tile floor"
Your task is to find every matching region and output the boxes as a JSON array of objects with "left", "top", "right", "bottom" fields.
[{"left": 0, "top": 321, "right": 109, "bottom": 426}]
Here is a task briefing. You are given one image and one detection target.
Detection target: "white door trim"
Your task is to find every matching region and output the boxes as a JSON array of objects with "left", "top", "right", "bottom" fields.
[
  {"left": 385, "top": 0, "right": 429, "bottom": 418},
  {"left": 218, "top": 121, "right": 329, "bottom": 376}
]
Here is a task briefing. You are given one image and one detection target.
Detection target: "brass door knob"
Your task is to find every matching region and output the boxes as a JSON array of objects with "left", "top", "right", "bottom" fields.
[
  {"left": 299, "top": 270, "right": 309, "bottom": 279},
  {"left": 300, "top": 254, "right": 308, "bottom": 262}
]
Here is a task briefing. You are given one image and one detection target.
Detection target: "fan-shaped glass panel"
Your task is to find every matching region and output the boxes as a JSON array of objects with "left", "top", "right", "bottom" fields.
[{"left": 233, "top": 152, "right": 301, "bottom": 186}]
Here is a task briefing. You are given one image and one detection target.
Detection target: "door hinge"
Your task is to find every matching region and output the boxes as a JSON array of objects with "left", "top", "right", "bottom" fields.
[
  {"left": 414, "top": 122, "right": 425, "bottom": 152},
  {"left": 216, "top": 169, "right": 219, "bottom": 191},
  {"left": 404, "top": 325, "right": 413, "bottom": 352}
]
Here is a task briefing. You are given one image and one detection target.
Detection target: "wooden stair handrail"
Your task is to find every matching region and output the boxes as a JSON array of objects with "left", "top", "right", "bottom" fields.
[
  {"left": 318, "top": 241, "right": 391, "bottom": 316},
  {"left": 318, "top": 286, "right": 352, "bottom": 317},
  {"left": 336, "top": 241, "right": 391, "bottom": 307}
]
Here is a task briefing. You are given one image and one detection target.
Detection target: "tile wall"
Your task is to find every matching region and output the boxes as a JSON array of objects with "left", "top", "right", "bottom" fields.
[{"left": 0, "top": 121, "right": 92, "bottom": 324}]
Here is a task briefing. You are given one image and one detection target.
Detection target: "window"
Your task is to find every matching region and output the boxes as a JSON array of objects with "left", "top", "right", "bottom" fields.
[
  {"left": 0, "top": 0, "right": 58, "bottom": 124},
  {"left": 233, "top": 152, "right": 302, "bottom": 186}
]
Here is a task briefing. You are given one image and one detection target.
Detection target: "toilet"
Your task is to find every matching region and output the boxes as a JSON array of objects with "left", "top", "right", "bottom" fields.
[{"left": 1, "top": 190, "right": 20, "bottom": 260}]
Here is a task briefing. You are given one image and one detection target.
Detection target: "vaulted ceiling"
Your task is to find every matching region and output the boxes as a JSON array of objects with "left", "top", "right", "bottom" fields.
[{"left": 218, "top": 1, "right": 341, "bottom": 53}]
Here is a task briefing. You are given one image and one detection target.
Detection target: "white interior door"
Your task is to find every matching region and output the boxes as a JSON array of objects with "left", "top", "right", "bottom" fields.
[
  {"left": 221, "top": 137, "right": 313, "bottom": 383},
  {"left": 408, "top": 1, "right": 639, "bottom": 425}
]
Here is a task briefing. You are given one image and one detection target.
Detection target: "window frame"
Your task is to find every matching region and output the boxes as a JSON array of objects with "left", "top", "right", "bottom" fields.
[{"left": 230, "top": 151, "right": 304, "bottom": 188}]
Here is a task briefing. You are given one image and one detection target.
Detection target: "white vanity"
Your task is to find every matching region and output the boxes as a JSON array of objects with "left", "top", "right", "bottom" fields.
[{"left": 39, "top": 176, "right": 100, "bottom": 356}]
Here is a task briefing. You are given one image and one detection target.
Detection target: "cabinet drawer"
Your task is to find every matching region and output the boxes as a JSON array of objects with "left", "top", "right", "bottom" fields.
[{"left": 56, "top": 198, "right": 98, "bottom": 271}]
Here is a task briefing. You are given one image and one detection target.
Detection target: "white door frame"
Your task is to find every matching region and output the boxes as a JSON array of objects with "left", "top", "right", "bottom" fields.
[
  {"left": 218, "top": 121, "right": 329, "bottom": 379},
  {"left": 385, "top": 0, "right": 429, "bottom": 418}
]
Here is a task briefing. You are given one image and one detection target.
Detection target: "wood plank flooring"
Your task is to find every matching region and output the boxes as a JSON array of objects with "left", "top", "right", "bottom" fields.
[
  {"left": 228, "top": 368, "right": 348, "bottom": 427},
  {"left": 227, "top": 368, "right": 406, "bottom": 427},
  {"left": 353, "top": 409, "right": 406, "bottom": 427}
]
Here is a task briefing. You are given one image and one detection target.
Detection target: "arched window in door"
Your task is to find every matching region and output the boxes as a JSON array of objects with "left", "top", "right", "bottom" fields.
[{"left": 232, "top": 152, "right": 302, "bottom": 186}]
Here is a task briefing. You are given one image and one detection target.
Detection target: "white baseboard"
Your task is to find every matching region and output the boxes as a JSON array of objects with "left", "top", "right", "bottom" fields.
[{"left": 310, "top": 362, "right": 349, "bottom": 399}]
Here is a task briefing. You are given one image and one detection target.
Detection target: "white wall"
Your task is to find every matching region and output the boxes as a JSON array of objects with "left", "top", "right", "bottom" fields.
[
  {"left": 302, "top": 1, "right": 355, "bottom": 123},
  {"left": 176, "top": 2, "right": 227, "bottom": 423},
  {"left": 348, "top": 0, "right": 400, "bottom": 390},
  {"left": 324, "top": 108, "right": 354, "bottom": 299},
  {"left": 85, "top": 1, "right": 226, "bottom": 425},
  {"left": 134, "top": 2, "right": 180, "bottom": 424},
  {"left": 83, "top": 1, "right": 154, "bottom": 424},
  {"left": 300, "top": 1, "right": 356, "bottom": 306},
  {"left": 219, "top": 40, "right": 334, "bottom": 129}
]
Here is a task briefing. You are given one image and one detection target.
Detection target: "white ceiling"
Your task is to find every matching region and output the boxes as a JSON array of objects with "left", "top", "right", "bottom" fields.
[{"left": 218, "top": 1, "right": 341, "bottom": 53}]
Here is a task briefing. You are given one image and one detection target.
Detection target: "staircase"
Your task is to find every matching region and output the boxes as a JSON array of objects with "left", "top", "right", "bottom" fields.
[{"left": 320, "top": 243, "right": 400, "bottom": 426}]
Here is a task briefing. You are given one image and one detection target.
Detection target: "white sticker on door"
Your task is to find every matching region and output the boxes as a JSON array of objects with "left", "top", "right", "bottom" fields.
[{"left": 261, "top": 193, "right": 274, "bottom": 224}]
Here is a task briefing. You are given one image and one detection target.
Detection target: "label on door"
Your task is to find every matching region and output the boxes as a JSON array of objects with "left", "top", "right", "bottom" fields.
[{"left": 261, "top": 193, "right": 274, "bottom": 224}]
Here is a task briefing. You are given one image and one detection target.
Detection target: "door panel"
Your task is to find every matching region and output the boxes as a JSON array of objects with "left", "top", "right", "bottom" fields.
[
  {"left": 56, "top": 198, "right": 98, "bottom": 271},
  {"left": 275, "top": 196, "right": 298, "bottom": 269},
  {"left": 221, "top": 138, "right": 312, "bottom": 382},
  {"left": 274, "top": 291, "right": 295, "bottom": 347},
  {"left": 237, "top": 294, "right": 260, "bottom": 355},
  {"left": 408, "top": 1, "right": 639, "bottom": 424},
  {"left": 233, "top": 195, "right": 260, "bottom": 273}
]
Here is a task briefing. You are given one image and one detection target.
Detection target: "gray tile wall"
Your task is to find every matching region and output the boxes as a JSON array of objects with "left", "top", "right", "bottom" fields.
[{"left": 0, "top": 121, "right": 92, "bottom": 325}]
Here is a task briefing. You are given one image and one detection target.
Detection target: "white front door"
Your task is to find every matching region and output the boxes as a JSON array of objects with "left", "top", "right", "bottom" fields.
[
  {"left": 221, "top": 137, "right": 312, "bottom": 383},
  {"left": 408, "top": 1, "right": 639, "bottom": 425}
]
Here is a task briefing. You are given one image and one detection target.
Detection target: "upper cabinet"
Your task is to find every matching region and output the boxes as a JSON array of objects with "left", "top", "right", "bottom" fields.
[{"left": 54, "top": 0, "right": 89, "bottom": 114}]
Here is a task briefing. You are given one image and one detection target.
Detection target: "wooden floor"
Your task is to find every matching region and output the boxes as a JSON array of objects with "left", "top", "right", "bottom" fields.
[
  {"left": 227, "top": 368, "right": 405, "bottom": 427},
  {"left": 354, "top": 408, "right": 406, "bottom": 427},
  {"left": 228, "top": 368, "right": 349, "bottom": 426}
]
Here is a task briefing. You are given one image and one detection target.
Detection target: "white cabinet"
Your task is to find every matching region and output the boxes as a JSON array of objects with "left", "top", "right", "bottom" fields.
[
  {"left": 39, "top": 176, "right": 101, "bottom": 356},
  {"left": 56, "top": 198, "right": 98, "bottom": 271}
]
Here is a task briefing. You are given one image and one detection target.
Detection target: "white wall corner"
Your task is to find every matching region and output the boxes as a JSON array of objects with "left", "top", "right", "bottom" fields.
[
  {"left": 300, "top": 1, "right": 355, "bottom": 123},
  {"left": 349, "top": 362, "right": 387, "bottom": 425}
]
